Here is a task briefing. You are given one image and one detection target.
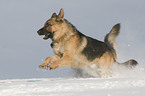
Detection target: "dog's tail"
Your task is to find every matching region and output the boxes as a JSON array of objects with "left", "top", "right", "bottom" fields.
[
  {"left": 104, "top": 23, "right": 120, "bottom": 49},
  {"left": 104, "top": 23, "right": 138, "bottom": 67},
  {"left": 116, "top": 59, "right": 138, "bottom": 68}
]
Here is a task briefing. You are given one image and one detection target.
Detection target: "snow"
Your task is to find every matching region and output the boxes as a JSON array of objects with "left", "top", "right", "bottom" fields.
[
  {"left": 0, "top": 78, "right": 145, "bottom": 96},
  {"left": 1, "top": 67, "right": 145, "bottom": 96}
]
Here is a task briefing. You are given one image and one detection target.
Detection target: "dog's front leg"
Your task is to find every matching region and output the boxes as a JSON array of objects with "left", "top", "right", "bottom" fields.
[
  {"left": 48, "top": 55, "right": 72, "bottom": 70},
  {"left": 39, "top": 55, "right": 60, "bottom": 69}
]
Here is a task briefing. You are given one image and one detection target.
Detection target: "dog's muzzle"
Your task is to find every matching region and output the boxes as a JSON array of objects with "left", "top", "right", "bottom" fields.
[
  {"left": 37, "top": 28, "right": 44, "bottom": 35},
  {"left": 37, "top": 28, "right": 53, "bottom": 40}
]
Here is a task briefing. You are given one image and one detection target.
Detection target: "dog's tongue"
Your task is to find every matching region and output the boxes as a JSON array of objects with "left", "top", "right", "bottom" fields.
[
  {"left": 43, "top": 36, "right": 48, "bottom": 39},
  {"left": 43, "top": 33, "right": 50, "bottom": 39}
]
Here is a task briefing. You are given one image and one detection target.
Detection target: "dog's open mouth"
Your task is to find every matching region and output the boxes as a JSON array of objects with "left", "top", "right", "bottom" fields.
[
  {"left": 43, "top": 32, "right": 53, "bottom": 40},
  {"left": 37, "top": 28, "right": 53, "bottom": 40}
]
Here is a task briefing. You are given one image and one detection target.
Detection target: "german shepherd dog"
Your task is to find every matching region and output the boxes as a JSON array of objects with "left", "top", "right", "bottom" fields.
[{"left": 37, "top": 9, "right": 138, "bottom": 77}]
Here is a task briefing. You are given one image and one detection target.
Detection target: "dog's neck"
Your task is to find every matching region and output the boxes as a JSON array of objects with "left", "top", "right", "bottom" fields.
[
  {"left": 52, "top": 31, "right": 74, "bottom": 43},
  {"left": 52, "top": 20, "right": 76, "bottom": 43}
]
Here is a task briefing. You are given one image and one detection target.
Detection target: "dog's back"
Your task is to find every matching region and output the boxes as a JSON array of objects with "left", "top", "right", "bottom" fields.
[
  {"left": 82, "top": 36, "right": 112, "bottom": 61},
  {"left": 73, "top": 27, "right": 118, "bottom": 74}
]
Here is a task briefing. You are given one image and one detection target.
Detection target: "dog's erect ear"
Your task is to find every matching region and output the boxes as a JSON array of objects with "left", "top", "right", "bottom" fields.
[
  {"left": 58, "top": 8, "right": 64, "bottom": 18},
  {"left": 51, "top": 12, "right": 57, "bottom": 18}
]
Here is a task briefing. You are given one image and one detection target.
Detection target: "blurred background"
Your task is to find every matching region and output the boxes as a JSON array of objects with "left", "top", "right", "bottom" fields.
[{"left": 0, "top": 0, "right": 145, "bottom": 79}]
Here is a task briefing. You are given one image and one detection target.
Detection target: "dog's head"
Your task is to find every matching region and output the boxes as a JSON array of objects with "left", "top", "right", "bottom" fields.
[{"left": 37, "top": 9, "right": 66, "bottom": 40}]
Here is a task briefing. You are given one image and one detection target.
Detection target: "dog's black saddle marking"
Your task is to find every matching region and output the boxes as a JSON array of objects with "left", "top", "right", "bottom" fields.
[{"left": 82, "top": 36, "right": 109, "bottom": 61}]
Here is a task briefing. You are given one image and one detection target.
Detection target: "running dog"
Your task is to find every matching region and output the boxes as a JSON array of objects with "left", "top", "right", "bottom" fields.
[{"left": 37, "top": 9, "right": 138, "bottom": 77}]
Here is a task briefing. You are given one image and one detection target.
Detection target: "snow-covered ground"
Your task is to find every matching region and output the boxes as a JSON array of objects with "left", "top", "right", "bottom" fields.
[
  {"left": 0, "top": 66, "right": 145, "bottom": 96},
  {"left": 0, "top": 78, "right": 145, "bottom": 96}
]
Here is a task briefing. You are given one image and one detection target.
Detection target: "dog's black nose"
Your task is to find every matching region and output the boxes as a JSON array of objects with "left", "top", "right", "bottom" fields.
[
  {"left": 37, "top": 30, "right": 41, "bottom": 35},
  {"left": 37, "top": 28, "right": 44, "bottom": 35}
]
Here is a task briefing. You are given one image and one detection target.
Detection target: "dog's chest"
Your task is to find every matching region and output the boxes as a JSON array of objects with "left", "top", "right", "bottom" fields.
[{"left": 51, "top": 42, "right": 64, "bottom": 57}]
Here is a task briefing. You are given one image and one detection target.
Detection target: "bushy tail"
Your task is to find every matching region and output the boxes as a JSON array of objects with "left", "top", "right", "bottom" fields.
[
  {"left": 117, "top": 59, "right": 138, "bottom": 68},
  {"left": 104, "top": 23, "right": 120, "bottom": 49},
  {"left": 104, "top": 23, "right": 138, "bottom": 67}
]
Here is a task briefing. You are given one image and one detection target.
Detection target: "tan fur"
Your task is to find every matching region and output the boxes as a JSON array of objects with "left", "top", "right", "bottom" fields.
[{"left": 38, "top": 9, "right": 121, "bottom": 77}]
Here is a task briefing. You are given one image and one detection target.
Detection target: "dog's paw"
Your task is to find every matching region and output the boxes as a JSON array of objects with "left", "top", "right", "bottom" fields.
[
  {"left": 39, "top": 64, "right": 49, "bottom": 70},
  {"left": 48, "top": 64, "right": 58, "bottom": 70}
]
